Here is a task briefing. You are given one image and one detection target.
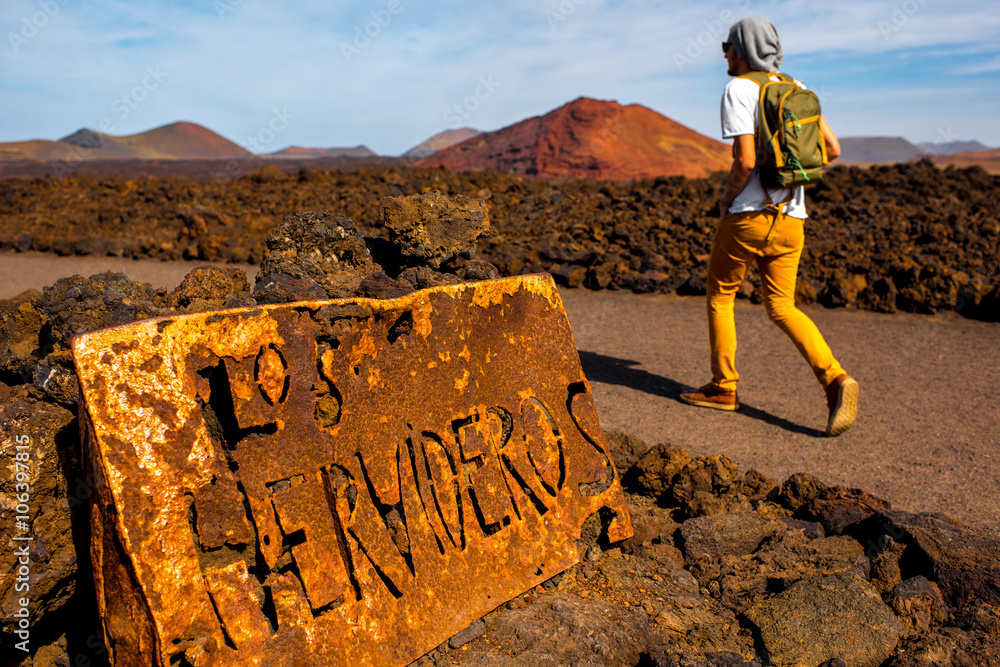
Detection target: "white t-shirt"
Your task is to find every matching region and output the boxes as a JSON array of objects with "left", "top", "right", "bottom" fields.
[{"left": 720, "top": 76, "right": 807, "bottom": 219}]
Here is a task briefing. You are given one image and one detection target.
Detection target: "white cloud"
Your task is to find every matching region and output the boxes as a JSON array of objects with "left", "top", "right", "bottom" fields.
[{"left": 1, "top": 0, "right": 998, "bottom": 153}]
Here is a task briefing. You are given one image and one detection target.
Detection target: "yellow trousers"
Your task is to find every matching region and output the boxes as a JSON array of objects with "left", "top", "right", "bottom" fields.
[{"left": 706, "top": 210, "right": 844, "bottom": 392}]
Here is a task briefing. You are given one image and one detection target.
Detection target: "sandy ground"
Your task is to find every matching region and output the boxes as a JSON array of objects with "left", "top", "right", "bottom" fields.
[
  {"left": 0, "top": 251, "right": 257, "bottom": 299},
  {"left": 561, "top": 289, "right": 1000, "bottom": 531},
  {"left": 4, "top": 251, "right": 999, "bottom": 530}
]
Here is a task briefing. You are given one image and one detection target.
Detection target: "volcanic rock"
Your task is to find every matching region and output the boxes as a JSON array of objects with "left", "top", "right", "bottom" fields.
[
  {"left": 0, "top": 290, "right": 45, "bottom": 383},
  {"left": 687, "top": 527, "right": 868, "bottom": 615},
  {"left": 630, "top": 443, "right": 693, "bottom": 501},
  {"left": 451, "top": 551, "right": 753, "bottom": 666},
  {"left": 885, "top": 626, "right": 1000, "bottom": 667},
  {"left": 604, "top": 429, "right": 650, "bottom": 474},
  {"left": 72, "top": 237, "right": 127, "bottom": 257},
  {"left": 847, "top": 510, "right": 1000, "bottom": 609},
  {"left": 379, "top": 191, "right": 491, "bottom": 269},
  {"left": 395, "top": 265, "right": 462, "bottom": 290},
  {"left": 30, "top": 350, "right": 80, "bottom": 408},
  {"left": 743, "top": 573, "right": 904, "bottom": 667},
  {"left": 0, "top": 400, "right": 78, "bottom": 631},
  {"left": 455, "top": 258, "right": 500, "bottom": 282},
  {"left": 640, "top": 649, "right": 762, "bottom": 667},
  {"left": 794, "top": 486, "right": 893, "bottom": 535},
  {"left": 35, "top": 272, "right": 168, "bottom": 349},
  {"left": 460, "top": 590, "right": 666, "bottom": 666},
  {"left": 252, "top": 272, "right": 327, "bottom": 304},
  {"left": 448, "top": 619, "right": 487, "bottom": 649},
  {"left": 884, "top": 576, "right": 947, "bottom": 638},
  {"left": 168, "top": 266, "right": 254, "bottom": 312},
  {"left": 256, "top": 210, "right": 379, "bottom": 298},
  {"left": 736, "top": 469, "right": 779, "bottom": 502},
  {"left": 670, "top": 455, "right": 740, "bottom": 509},
  {"left": 868, "top": 534, "right": 906, "bottom": 594},
  {"left": 775, "top": 472, "right": 827, "bottom": 511},
  {"left": 356, "top": 270, "right": 416, "bottom": 299},
  {"left": 551, "top": 264, "right": 588, "bottom": 288},
  {"left": 679, "top": 513, "right": 787, "bottom": 561},
  {"left": 620, "top": 500, "right": 683, "bottom": 564}
]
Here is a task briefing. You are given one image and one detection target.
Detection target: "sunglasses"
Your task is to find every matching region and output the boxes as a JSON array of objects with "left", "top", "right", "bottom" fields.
[{"left": 722, "top": 41, "right": 732, "bottom": 54}]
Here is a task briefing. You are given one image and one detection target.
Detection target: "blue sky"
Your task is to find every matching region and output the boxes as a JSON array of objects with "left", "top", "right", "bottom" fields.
[{"left": 2, "top": 0, "right": 998, "bottom": 156}]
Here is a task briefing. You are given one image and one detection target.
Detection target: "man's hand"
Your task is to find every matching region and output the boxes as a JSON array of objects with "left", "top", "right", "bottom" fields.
[
  {"left": 719, "top": 134, "right": 756, "bottom": 218},
  {"left": 716, "top": 197, "right": 729, "bottom": 218}
]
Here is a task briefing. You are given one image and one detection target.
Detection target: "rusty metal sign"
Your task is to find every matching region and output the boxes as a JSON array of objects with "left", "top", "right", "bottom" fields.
[{"left": 71, "top": 274, "right": 632, "bottom": 667}]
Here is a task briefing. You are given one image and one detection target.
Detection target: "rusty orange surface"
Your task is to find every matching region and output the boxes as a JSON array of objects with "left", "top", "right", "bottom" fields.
[{"left": 71, "top": 274, "right": 632, "bottom": 667}]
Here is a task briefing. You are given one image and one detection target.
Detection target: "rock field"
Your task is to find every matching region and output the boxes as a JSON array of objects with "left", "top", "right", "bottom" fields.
[{"left": 1, "top": 159, "right": 997, "bottom": 321}]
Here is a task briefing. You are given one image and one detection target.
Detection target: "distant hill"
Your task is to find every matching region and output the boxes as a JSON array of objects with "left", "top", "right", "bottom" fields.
[
  {"left": 0, "top": 122, "right": 249, "bottom": 161},
  {"left": 0, "top": 140, "right": 72, "bottom": 161},
  {"left": 928, "top": 148, "right": 1000, "bottom": 174},
  {"left": 403, "top": 128, "right": 482, "bottom": 159},
  {"left": 917, "top": 140, "right": 990, "bottom": 155},
  {"left": 839, "top": 137, "right": 993, "bottom": 164},
  {"left": 838, "top": 137, "right": 921, "bottom": 164},
  {"left": 417, "top": 97, "right": 730, "bottom": 180},
  {"left": 267, "top": 145, "right": 377, "bottom": 159}
]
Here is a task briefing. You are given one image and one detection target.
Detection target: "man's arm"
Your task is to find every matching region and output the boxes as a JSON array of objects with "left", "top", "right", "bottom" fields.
[
  {"left": 820, "top": 115, "right": 840, "bottom": 161},
  {"left": 718, "top": 133, "right": 756, "bottom": 217}
]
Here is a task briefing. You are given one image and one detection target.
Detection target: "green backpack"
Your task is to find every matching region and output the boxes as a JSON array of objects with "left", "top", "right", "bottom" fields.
[{"left": 738, "top": 71, "right": 828, "bottom": 190}]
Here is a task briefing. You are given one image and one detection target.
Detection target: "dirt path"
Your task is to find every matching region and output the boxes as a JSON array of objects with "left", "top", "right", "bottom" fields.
[
  {"left": 560, "top": 288, "right": 1000, "bottom": 531},
  {"left": 0, "top": 251, "right": 256, "bottom": 299},
  {"left": 4, "top": 251, "right": 998, "bottom": 530}
]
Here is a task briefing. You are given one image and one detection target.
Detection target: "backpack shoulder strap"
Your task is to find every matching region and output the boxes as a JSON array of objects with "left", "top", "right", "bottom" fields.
[
  {"left": 735, "top": 72, "right": 774, "bottom": 156},
  {"left": 736, "top": 71, "right": 773, "bottom": 87},
  {"left": 734, "top": 71, "right": 796, "bottom": 212},
  {"left": 738, "top": 71, "right": 795, "bottom": 86}
]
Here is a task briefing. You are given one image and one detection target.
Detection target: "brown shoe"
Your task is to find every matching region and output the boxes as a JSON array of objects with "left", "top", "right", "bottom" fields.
[
  {"left": 680, "top": 383, "right": 739, "bottom": 411},
  {"left": 825, "top": 374, "right": 859, "bottom": 436}
]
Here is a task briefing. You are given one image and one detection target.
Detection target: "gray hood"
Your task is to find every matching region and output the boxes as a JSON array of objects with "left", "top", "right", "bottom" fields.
[{"left": 728, "top": 16, "right": 783, "bottom": 72}]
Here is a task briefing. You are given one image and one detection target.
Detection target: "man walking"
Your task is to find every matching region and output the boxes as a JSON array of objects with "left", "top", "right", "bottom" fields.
[{"left": 679, "top": 15, "right": 859, "bottom": 436}]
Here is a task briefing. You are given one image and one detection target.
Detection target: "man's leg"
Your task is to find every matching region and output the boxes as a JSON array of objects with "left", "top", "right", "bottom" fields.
[
  {"left": 757, "top": 216, "right": 858, "bottom": 435},
  {"left": 706, "top": 213, "right": 758, "bottom": 392},
  {"left": 756, "top": 217, "right": 844, "bottom": 388}
]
